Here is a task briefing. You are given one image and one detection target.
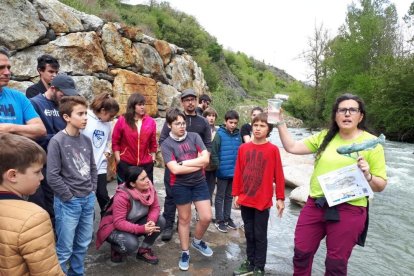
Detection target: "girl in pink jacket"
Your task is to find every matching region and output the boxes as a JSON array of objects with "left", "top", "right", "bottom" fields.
[{"left": 112, "top": 93, "right": 157, "bottom": 184}]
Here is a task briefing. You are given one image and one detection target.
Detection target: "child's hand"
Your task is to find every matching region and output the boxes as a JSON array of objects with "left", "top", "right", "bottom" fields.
[
  {"left": 276, "top": 199, "right": 285, "bottom": 218},
  {"left": 233, "top": 196, "right": 240, "bottom": 209}
]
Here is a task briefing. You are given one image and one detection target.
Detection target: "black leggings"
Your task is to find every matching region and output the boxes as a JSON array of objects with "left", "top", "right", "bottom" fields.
[{"left": 107, "top": 216, "right": 166, "bottom": 254}]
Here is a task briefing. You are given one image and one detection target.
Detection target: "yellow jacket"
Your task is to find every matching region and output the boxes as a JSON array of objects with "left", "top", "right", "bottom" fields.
[{"left": 0, "top": 198, "right": 64, "bottom": 276}]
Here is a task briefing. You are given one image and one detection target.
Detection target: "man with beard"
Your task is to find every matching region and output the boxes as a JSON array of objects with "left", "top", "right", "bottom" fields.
[
  {"left": 29, "top": 74, "right": 79, "bottom": 223},
  {"left": 0, "top": 46, "right": 46, "bottom": 139},
  {"left": 159, "top": 88, "right": 212, "bottom": 241}
]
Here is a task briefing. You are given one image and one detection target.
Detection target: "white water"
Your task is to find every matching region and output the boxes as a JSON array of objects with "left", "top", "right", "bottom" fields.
[{"left": 266, "top": 128, "right": 414, "bottom": 275}]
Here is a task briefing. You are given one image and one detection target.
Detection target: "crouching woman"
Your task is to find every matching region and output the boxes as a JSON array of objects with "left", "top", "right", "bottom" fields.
[{"left": 96, "top": 166, "right": 165, "bottom": 264}]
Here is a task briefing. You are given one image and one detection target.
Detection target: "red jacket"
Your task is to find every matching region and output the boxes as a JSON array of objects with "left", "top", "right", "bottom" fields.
[
  {"left": 96, "top": 185, "right": 160, "bottom": 249},
  {"left": 112, "top": 114, "right": 157, "bottom": 166},
  {"left": 232, "top": 142, "right": 285, "bottom": 211}
]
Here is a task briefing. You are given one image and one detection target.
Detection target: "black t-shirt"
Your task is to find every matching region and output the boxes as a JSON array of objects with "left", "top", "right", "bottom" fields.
[
  {"left": 26, "top": 81, "right": 47, "bottom": 98},
  {"left": 240, "top": 123, "right": 252, "bottom": 143}
]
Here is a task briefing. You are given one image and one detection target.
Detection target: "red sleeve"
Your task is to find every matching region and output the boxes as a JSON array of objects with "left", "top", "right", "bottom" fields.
[
  {"left": 232, "top": 146, "right": 244, "bottom": 196},
  {"left": 149, "top": 120, "right": 158, "bottom": 153},
  {"left": 112, "top": 191, "right": 145, "bottom": 234},
  {"left": 274, "top": 147, "right": 285, "bottom": 200},
  {"left": 112, "top": 117, "right": 123, "bottom": 152},
  {"left": 147, "top": 192, "right": 160, "bottom": 223}
]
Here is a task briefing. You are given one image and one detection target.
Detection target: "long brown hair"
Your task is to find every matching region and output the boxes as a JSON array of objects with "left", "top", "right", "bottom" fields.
[
  {"left": 124, "top": 93, "right": 146, "bottom": 129},
  {"left": 315, "top": 93, "right": 367, "bottom": 160}
]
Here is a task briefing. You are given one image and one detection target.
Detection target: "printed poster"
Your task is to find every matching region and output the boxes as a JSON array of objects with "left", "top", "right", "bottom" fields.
[{"left": 317, "top": 164, "right": 373, "bottom": 207}]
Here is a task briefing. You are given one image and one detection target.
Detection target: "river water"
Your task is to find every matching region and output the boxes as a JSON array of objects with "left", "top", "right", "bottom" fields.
[{"left": 265, "top": 128, "right": 414, "bottom": 275}]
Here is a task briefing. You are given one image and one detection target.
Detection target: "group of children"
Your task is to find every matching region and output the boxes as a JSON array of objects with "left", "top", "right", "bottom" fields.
[{"left": 0, "top": 90, "right": 285, "bottom": 275}]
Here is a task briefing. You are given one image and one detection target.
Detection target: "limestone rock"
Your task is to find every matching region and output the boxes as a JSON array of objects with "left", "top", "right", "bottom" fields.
[
  {"left": 72, "top": 76, "right": 113, "bottom": 103},
  {"left": 101, "top": 23, "right": 135, "bottom": 68},
  {"left": 154, "top": 40, "right": 172, "bottom": 66},
  {"left": 112, "top": 69, "right": 158, "bottom": 116},
  {"left": 64, "top": 5, "right": 104, "bottom": 31},
  {"left": 283, "top": 164, "right": 314, "bottom": 188},
  {"left": 0, "top": 0, "right": 47, "bottom": 50},
  {"left": 120, "top": 25, "right": 144, "bottom": 42},
  {"left": 34, "top": 0, "right": 83, "bottom": 33},
  {"left": 289, "top": 185, "right": 309, "bottom": 207},
  {"left": 157, "top": 83, "right": 181, "bottom": 117},
  {"left": 11, "top": 32, "right": 108, "bottom": 79},
  {"left": 133, "top": 43, "right": 167, "bottom": 83},
  {"left": 7, "top": 81, "right": 34, "bottom": 94},
  {"left": 165, "top": 54, "right": 195, "bottom": 92}
]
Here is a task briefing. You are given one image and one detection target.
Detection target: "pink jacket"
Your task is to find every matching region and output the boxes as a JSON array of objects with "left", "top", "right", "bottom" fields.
[
  {"left": 96, "top": 186, "right": 160, "bottom": 249},
  {"left": 112, "top": 114, "right": 157, "bottom": 166}
]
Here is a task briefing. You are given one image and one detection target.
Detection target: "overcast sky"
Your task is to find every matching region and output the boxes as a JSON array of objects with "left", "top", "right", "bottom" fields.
[{"left": 124, "top": 0, "right": 413, "bottom": 81}]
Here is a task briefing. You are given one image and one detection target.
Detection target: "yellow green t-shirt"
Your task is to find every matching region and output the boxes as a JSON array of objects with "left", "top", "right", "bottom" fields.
[{"left": 303, "top": 130, "right": 387, "bottom": 207}]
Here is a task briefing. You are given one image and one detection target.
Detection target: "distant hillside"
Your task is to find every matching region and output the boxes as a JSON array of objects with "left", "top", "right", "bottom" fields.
[{"left": 60, "top": 0, "right": 305, "bottom": 104}]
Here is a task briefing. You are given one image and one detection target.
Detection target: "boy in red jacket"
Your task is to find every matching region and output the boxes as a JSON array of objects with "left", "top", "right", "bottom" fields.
[{"left": 232, "top": 113, "right": 285, "bottom": 276}]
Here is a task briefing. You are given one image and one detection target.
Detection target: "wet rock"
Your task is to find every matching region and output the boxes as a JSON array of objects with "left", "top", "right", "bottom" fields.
[
  {"left": 289, "top": 185, "right": 309, "bottom": 207},
  {"left": 0, "top": 0, "right": 47, "bottom": 50},
  {"left": 283, "top": 164, "right": 314, "bottom": 188}
]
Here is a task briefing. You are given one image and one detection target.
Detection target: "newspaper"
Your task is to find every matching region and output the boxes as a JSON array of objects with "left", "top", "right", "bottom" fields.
[{"left": 317, "top": 164, "right": 373, "bottom": 207}]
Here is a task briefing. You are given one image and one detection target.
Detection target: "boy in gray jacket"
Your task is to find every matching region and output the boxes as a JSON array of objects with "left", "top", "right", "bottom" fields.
[{"left": 47, "top": 96, "right": 97, "bottom": 275}]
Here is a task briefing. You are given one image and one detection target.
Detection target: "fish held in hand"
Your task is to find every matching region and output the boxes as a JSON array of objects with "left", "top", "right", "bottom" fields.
[{"left": 337, "top": 134, "right": 386, "bottom": 157}]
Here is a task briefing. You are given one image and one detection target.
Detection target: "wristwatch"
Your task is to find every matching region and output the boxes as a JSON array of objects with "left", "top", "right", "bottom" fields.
[{"left": 178, "top": 161, "right": 183, "bottom": 166}]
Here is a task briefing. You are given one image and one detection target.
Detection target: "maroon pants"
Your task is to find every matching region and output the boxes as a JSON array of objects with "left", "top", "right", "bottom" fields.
[{"left": 293, "top": 197, "right": 367, "bottom": 276}]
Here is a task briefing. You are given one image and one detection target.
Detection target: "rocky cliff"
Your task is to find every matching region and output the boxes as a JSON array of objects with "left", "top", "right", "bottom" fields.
[{"left": 1, "top": 0, "right": 208, "bottom": 117}]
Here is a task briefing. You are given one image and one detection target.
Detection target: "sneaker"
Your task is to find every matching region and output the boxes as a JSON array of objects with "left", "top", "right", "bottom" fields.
[
  {"left": 253, "top": 267, "right": 265, "bottom": 276},
  {"left": 215, "top": 221, "right": 228, "bottom": 233},
  {"left": 226, "top": 218, "right": 237, "bottom": 230},
  {"left": 191, "top": 239, "right": 213, "bottom": 257},
  {"left": 233, "top": 260, "right": 254, "bottom": 276},
  {"left": 136, "top": 247, "right": 159, "bottom": 265},
  {"left": 178, "top": 252, "right": 190, "bottom": 271},
  {"left": 110, "top": 246, "right": 123, "bottom": 263},
  {"left": 161, "top": 227, "right": 173, "bottom": 241}
]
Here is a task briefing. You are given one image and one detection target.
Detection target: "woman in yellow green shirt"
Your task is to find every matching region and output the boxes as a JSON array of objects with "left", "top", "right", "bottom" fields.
[{"left": 275, "top": 93, "right": 387, "bottom": 276}]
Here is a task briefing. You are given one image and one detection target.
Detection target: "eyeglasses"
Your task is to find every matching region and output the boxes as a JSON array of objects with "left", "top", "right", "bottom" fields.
[
  {"left": 173, "top": 122, "right": 186, "bottom": 127},
  {"left": 0, "top": 65, "right": 11, "bottom": 71},
  {"left": 337, "top": 107, "right": 360, "bottom": 115}
]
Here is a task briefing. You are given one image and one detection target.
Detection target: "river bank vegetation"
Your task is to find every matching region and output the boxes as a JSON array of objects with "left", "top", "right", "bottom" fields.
[{"left": 61, "top": 0, "right": 414, "bottom": 142}]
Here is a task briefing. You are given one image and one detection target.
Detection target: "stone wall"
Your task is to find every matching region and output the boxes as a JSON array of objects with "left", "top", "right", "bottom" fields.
[{"left": 1, "top": 0, "right": 209, "bottom": 117}]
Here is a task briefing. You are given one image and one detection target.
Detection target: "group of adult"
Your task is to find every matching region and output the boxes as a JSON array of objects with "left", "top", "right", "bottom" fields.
[{"left": 0, "top": 44, "right": 388, "bottom": 276}]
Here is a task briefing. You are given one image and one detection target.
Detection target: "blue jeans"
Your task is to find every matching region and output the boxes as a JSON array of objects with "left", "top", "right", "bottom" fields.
[
  {"left": 214, "top": 178, "right": 233, "bottom": 222},
  {"left": 54, "top": 192, "right": 96, "bottom": 276}
]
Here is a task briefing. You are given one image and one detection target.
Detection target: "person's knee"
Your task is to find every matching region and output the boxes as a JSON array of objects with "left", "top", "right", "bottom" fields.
[
  {"left": 293, "top": 247, "right": 313, "bottom": 269},
  {"left": 178, "top": 215, "right": 191, "bottom": 226},
  {"left": 325, "top": 257, "right": 347, "bottom": 276},
  {"left": 157, "top": 215, "right": 166, "bottom": 231},
  {"left": 122, "top": 234, "right": 140, "bottom": 254}
]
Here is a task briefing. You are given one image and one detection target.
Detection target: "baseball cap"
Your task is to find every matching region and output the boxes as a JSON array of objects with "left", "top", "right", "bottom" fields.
[
  {"left": 51, "top": 74, "right": 78, "bottom": 96},
  {"left": 180, "top": 88, "right": 197, "bottom": 99}
]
